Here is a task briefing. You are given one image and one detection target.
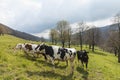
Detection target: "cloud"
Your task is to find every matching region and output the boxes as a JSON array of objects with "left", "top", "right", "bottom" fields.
[
  {"left": 0, "top": 0, "right": 42, "bottom": 31},
  {"left": 34, "top": 17, "right": 113, "bottom": 39},
  {"left": 32, "top": 29, "right": 50, "bottom": 39},
  {"left": 0, "top": 0, "right": 120, "bottom": 36}
]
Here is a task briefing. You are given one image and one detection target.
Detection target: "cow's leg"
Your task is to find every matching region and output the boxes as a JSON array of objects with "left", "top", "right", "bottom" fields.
[
  {"left": 78, "top": 59, "right": 79, "bottom": 63},
  {"left": 42, "top": 53, "right": 47, "bottom": 61},
  {"left": 66, "top": 60, "right": 68, "bottom": 66},
  {"left": 36, "top": 52, "right": 40, "bottom": 58},
  {"left": 70, "top": 59, "right": 74, "bottom": 74},
  {"left": 32, "top": 52, "right": 36, "bottom": 58},
  {"left": 81, "top": 60, "right": 84, "bottom": 68},
  {"left": 78, "top": 59, "right": 80, "bottom": 66},
  {"left": 49, "top": 57, "right": 55, "bottom": 72},
  {"left": 29, "top": 51, "right": 35, "bottom": 57},
  {"left": 56, "top": 60, "right": 59, "bottom": 64},
  {"left": 24, "top": 50, "right": 29, "bottom": 56},
  {"left": 86, "top": 62, "right": 88, "bottom": 69}
]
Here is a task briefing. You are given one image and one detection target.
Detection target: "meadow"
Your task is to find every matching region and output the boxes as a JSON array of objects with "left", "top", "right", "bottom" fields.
[{"left": 0, "top": 35, "right": 120, "bottom": 80}]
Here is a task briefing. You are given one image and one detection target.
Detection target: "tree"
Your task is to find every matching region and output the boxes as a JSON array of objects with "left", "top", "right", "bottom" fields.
[
  {"left": 90, "top": 27, "right": 95, "bottom": 52},
  {"left": 77, "top": 21, "right": 89, "bottom": 50},
  {"left": 85, "top": 25, "right": 101, "bottom": 52},
  {"left": 107, "top": 30, "right": 118, "bottom": 56},
  {"left": 113, "top": 13, "right": 120, "bottom": 62},
  {"left": 56, "top": 20, "right": 69, "bottom": 47},
  {"left": 50, "top": 29, "right": 59, "bottom": 44},
  {"left": 67, "top": 26, "right": 72, "bottom": 48},
  {"left": 50, "top": 29, "right": 54, "bottom": 44}
]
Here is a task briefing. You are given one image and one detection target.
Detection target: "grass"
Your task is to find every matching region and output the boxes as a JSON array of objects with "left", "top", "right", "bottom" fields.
[{"left": 0, "top": 34, "right": 120, "bottom": 80}]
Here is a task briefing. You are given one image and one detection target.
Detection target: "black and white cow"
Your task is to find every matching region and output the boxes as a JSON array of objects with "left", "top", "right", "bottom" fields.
[
  {"left": 15, "top": 43, "right": 47, "bottom": 59},
  {"left": 35, "top": 43, "right": 76, "bottom": 74},
  {"left": 77, "top": 50, "right": 89, "bottom": 69}
]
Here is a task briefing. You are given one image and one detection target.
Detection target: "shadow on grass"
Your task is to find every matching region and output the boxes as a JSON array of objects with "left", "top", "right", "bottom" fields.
[
  {"left": 55, "top": 65, "right": 67, "bottom": 69},
  {"left": 37, "top": 59, "right": 68, "bottom": 69},
  {"left": 76, "top": 66, "right": 89, "bottom": 80},
  {"left": 93, "top": 51, "right": 107, "bottom": 56},
  {"left": 26, "top": 70, "right": 73, "bottom": 80},
  {"left": 19, "top": 54, "right": 37, "bottom": 61},
  {"left": 20, "top": 54, "right": 68, "bottom": 70}
]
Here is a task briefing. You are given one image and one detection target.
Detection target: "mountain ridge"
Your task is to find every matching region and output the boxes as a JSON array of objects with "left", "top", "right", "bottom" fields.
[{"left": 0, "top": 23, "right": 41, "bottom": 41}]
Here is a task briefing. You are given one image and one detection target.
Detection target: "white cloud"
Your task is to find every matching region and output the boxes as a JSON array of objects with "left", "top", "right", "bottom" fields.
[
  {"left": 34, "top": 17, "right": 113, "bottom": 39},
  {"left": 0, "top": 0, "right": 42, "bottom": 30},
  {"left": 32, "top": 29, "right": 50, "bottom": 39},
  {"left": 71, "top": 17, "right": 113, "bottom": 29},
  {"left": 87, "top": 17, "right": 113, "bottom": 27},
  {"left": 0, "top": 0, "right": 120, "bottom": 34}
]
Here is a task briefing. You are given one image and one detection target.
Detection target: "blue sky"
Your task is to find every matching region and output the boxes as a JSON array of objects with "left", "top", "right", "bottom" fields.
[{"left": 0, "top": 0, "right": 120, "bottom": 38}]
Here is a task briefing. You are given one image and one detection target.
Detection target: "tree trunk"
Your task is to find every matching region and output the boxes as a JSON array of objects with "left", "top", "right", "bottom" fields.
[
  {"left": 92, "top": 43, "right": 94, "bottom": 52},
  {"left": 62, "top": 40, "right": 65, "bottom": 48},
  {"left": 68, "top": 42, "right": 71, "bottom": 48},
  {"left": 118, "top": 50, "right": 120, "bottom": 62},
  {"left": 52, "top": 39, "right": 54, "bottom": 45},
  {"left": 68, "top": 35, "right": 71, "bottom": 48},
  {"left": 113, "top": 47, "right": 117, "bottom": 56},
  {"left": 55, "top": 40, "right": 57, "bottom": 45},
  {"left": 89, "top": 44, "right": 91, "bottom": 49},
  {"left": 80, "top": 32, "right": 82, "bottom": 50}
]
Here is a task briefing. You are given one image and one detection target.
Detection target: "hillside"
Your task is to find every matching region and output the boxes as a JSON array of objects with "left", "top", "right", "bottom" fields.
[
  {"left": 0, "top": 35, "right": 120, "bottom": 80},
  {"left": 0, "top": 23, "right": 41, "bottom": 41},
  {"left": 99, "top": 23, "right": 118, "bottom": 39}
]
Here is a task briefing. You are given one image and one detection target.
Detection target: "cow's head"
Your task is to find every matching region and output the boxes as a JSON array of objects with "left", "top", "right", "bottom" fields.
[
  {"left": 15, "top": 43, "right": 23, "bottom": 50},
  {"left": 39, "top": 43, "right": 46, "bottom": 51},
  {"left": 83, "top": 50, "right": 89, "bottom": 56}
]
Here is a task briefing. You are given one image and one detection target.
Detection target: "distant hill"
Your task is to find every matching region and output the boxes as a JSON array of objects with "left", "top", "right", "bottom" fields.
[
  {"left": 71, "top": 23, "right": 119, "bottom": 45},
  {"left": 0, "top": 23, "right": 41, "bottom": 41},
  {"left": 99, "top": 23, "right": 118, "bottom": 39}
]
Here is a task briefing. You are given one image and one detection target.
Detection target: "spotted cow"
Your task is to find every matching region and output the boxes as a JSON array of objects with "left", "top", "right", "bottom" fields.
[
  {"left": 15, "top": 43, "right": 47, "bottom": 59},
  {"left": 35, "top": 43, "right": 76, "bottom": 74}
]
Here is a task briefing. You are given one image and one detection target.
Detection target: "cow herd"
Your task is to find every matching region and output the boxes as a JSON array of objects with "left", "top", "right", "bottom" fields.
[{"left": 15, "top": 43, "right": 89, "bottom": 74}]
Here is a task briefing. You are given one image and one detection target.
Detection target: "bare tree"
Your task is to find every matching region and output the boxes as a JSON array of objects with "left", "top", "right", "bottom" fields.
[
  {"left": 67, "top": 26, "right": 72, "bottom": 48},
  {"left": 91, "top": 26, "right": 95, "bottom": 52},
  {"left": 50, "top": 29, "right": 59, "bottom": 44},
  {"left": 107, "top": 30, "right": 118, "bottom": 56},
  {"left": 77, "top": 21, "right": 89, "bottom": 50},
  {"left": 56, "top": 20, "right": 69, "bottom": 47},
  {"left": 85, "top": 25, "right": 101, "bottom": 52},
  {"left": 50, "top": 29, "right": 55, "bottom": 44},
  {"left": 113, "top": 13, "right": 120, "bottom": 62}
]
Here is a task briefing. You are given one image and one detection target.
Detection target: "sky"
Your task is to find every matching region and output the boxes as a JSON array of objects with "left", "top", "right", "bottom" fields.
[{"left": 0, "top": 0, "right": 120, "bottom": 39}]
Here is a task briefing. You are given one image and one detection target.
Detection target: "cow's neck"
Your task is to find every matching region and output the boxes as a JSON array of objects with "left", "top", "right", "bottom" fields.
[{"left": 44, "top": 45, "right": 54, "bottom": 58}]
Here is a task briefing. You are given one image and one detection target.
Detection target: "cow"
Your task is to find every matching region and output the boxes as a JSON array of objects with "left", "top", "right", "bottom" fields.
[
  {"left": 15, "top": 43, "right": 47, "bottom": 59},
  {"left": 77, "top": 50, "right": 89, "bottom": 69},
  {"left": 35, "top": 43, "right": 76, "bottom": 74}
]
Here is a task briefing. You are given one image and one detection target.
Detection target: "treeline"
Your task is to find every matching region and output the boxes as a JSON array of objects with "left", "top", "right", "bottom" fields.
[
  {"left": 49, "top": 13, "right": 120, "bottom": 63},
  {"left": 49, "top": 20, "right": 101, "bottom": 52}
]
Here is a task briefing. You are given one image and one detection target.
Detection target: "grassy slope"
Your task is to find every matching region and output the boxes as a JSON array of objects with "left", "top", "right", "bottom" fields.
[{"left": 0, "top": 35, "right": 120, "bottom": 80}]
